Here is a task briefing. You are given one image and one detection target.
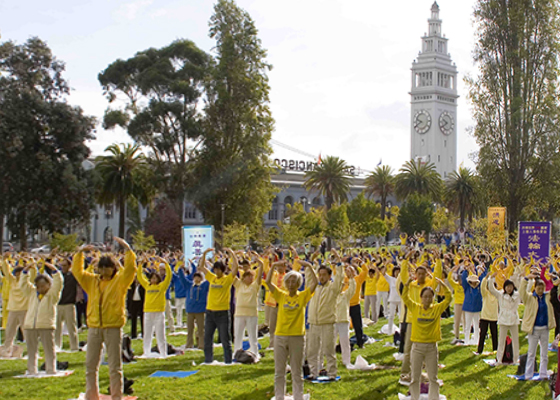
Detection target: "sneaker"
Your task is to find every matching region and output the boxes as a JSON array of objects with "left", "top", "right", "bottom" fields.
[
  {"left": 394, "top": 352, "right": 404, "bottom": 361},
  {"left": 399, "top": 374, "right": 411, "bottom": 386}
]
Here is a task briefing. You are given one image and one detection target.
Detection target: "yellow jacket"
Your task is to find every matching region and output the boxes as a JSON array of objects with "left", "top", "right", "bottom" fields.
[
  {"left": 350, "top": 264, "right": 369, "bottom": 307},
  {"left": 399, "top": 259, "right": 441, "bottom": 324},
  {"left": 1, "top": 260, "right": 33, "bottom": 312},
  {"left": 72, "top": 250, "right": 137, "bottom": 329},
  {"left": 520, "top": 278, "right": 556, "bottom": 334},
  {"left": 480, "top": 276, "right": 498, "bottom": 321},
  {"left": 137, "top": 262, "right": 172, "bottom": 313},
  {"left": 448, "top": 274, "right": 465, "bottom": 304},
  {"left": 21, "top": 271, "right": 63, "bottom": 330},
  {"left": 364, "top": 272, "right": 379, "bottom": 296}
]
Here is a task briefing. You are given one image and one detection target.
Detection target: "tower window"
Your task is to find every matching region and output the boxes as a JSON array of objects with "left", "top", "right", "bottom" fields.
[
  {"left": 438, "top": 155, "right": 441, "bottom": 162},
  {"left": 421, "top": 139, "right": 425, "bottom": 146},
  {"left": 444, "top": 140, "right": 447, "bottom": 148}
]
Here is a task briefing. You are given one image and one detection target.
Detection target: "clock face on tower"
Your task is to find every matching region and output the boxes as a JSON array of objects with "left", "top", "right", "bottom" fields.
[
  {"left": 439, "top": 111, "right": 454, "bottom": 135},
  {"left": 414, "top": 110, "right": 431, "bottom": 134}
]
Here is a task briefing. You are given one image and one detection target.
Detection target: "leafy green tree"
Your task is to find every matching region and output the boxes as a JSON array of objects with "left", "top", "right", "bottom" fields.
[
  {"left": 0, "top": 38, "right": 96, "bottom": 250},
  {"left": 99, "top": 40, "right": 211, "bottom": 211},
  {"left": 223, "top": 221, "right": 250, "bottom": 249},
  {"left": 325, "top": 204, "right": 350, "bottom": 245},
  {"left": 397, "top": 194, "right": 434, "bottom": 236},
  {"left": 95, "top": 143, "right": 153, "bottom": 238},
  {"left": 277, "top": 203, "right": 325, "bottom": 247},
  {"left": 467, "top": 0, "right": 560, "bottom": 231},
  {"left": 304, "top": 156, "right": 351, "bottom": 211},
  {"left": 365, "top": 165, "right": 395, "bottom": 219},
  {"left": 395, "top": 160, "right": 442, "bottom": 202},
  {"left": 131, "top": 230, "right": 156, "bottom": 252},
  {"left": 445, "top": 167, "right": 477, "bottom": 229},
  {"left": 190, "top": 0, "right": 276, "bottom": 235},
  {"left": 346, "top": 193, "right": 387, "bottom": 241},
  {"left": 432, "top": 206, "right": 456, "bottom": 234},
  {"left": 50, "top": 233, "right": 82, "bottom": 253}
]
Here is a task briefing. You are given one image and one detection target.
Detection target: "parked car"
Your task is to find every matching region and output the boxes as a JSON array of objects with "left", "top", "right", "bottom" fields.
[
  {"left": 387, "top": 238, "right": 401, "bottom": 246},
  {"left": 2, "top": 242, "right": 14, "bottom": 253},
  {"left": 30, "top": 245, "right": 51, "bottom": 254}
]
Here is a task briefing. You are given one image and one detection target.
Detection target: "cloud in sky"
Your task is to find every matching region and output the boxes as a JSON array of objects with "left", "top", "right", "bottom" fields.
[{"left": 0, "top": 0, "right": 480, "bottom": 174}]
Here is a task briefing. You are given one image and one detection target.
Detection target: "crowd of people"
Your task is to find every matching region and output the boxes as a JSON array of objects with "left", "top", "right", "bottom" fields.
[{"left": 0, "top": 237, "right": 560, "bottom": 400}]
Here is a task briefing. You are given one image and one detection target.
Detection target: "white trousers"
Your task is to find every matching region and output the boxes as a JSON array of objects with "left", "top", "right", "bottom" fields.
[
  {"left": 143, "top": 312, "right": 167, "bottom": 357},
  {"left": 174, "top": 297, "right": 185, "bottom": 327},
  {"left": 376, "top": 291, "right": 389, "bottom": 318},
  {"left": 233, "top": 316, "right": 258, "bottom": 355},
  {"left": 525, "top": 326, "right": 549, "bottom": 379},
  {"left": 335, "top": 322, "right": 351, "bottom": 366},
  {"left": 387, "top": 301, "right": 400, "bottom": 334},
  {"left": 363, "top": 295, "right": 377, "bottom": 323},
  {"left": 464, "top": 311, "right": 480, "bottom": 345}
]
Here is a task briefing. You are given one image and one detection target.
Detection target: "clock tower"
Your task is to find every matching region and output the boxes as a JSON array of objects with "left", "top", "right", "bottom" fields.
[{"left": 410, "top": 2, "right": 458, "bottom": 178}]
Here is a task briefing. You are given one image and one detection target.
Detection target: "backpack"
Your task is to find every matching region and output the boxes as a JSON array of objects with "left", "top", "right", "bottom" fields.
[
  {"left": 393, "top": 331, "right": 402, "bottom": 347},
  {"left": 234, "top": 349, "right": 258, "bottom": 364},
  {"left": 109, "top": 376, "right": 134, "bottom": 395},
  {"left": 122, "top": 335, "right": 134, "bottom": 363},
  {"left": 151, "top": 344, "right": 184, "bottom": 356},
  {"left": 516, "top": 353, "right": 537, "bottom": 376},
  {"left": 40, "top": 361, "right": 68, "bottom": 371},
  {"left": 502, "top": 335, "right": 513, "bottom": 364}
]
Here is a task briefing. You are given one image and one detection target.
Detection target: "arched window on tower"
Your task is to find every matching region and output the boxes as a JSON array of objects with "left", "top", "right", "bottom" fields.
[{"left": 312, "top": 197, "right": 322, "bottom": 208}]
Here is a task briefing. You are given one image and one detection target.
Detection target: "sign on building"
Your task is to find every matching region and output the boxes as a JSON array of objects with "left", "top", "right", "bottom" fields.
[
  {"left": 518, "top": 221, "right": 551, "bottom": 261},
  {"left": 183, "top": 225, "right": 214, "bottom": 262}
]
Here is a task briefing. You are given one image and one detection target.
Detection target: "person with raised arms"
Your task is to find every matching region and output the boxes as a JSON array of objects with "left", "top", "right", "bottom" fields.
[
  {"left": 136, "top": 256, "right": 172, "bottom": 357},
  {"left": 197, "top": 247, "right": 238, "bottom": 364},
  {"left": 72, "top": 237, "right": 137, "bottom": 400},
  {"left": 267, "top": 258, "right": 318, "bottom": 400},
  {"left": 402, "top": 274, "right": 452, "bottom": 400}
]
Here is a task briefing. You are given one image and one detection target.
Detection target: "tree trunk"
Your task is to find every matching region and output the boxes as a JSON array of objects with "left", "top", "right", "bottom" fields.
[
  {"left": 0, "top": 214, "right": 4, "bottom": 253},
  {"left": 19, "top": 209, "right": 27, "bottom": 251},
  {"left": 118, "top": 197, "right": 126, "bottom": 239},
  {"left": 326, "top": 195, "right": 333, "bottom": 250}
]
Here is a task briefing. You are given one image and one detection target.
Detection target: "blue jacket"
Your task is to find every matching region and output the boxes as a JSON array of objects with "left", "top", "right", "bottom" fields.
[
  {"left": 461, "top": 268, "right": 487, "bottom": 312},
  {"left": 177, "top": 266, "right": 209, "bottom": 314},
  {"left": 172, "top": 271, "right": 187, "bottom": 299}
]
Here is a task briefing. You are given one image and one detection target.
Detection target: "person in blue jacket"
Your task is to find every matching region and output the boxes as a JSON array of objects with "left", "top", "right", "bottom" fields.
[
  {"left": 461, "top": 262, "right": 488, "bottom": 346},
  {"left": 172, "top": 260, "right": 188, "bottom": 328},
  {"left": 177, "top": 261, "right": 209, "bottom": 349}
]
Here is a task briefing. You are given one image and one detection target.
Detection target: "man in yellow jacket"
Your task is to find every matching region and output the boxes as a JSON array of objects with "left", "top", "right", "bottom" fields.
[{"left": 72, "top": 237, "right": 137, "bottom": 400}]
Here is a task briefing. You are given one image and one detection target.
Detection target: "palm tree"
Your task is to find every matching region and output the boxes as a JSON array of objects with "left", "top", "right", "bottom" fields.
[
  {"left": 304, "top": 156, "right": 351, "bottom": 211},
  {"left": 95, "top": 143, "right": 152, "bottom": 238},
  {"left": 364, "top": 165, "right": 395, "bottom": 219},
  {"left": 395, "top": 160, "right": 443, "bottom": 202},
  {"left": 445, "top": 167, "right": 477, "bottom": 229}
]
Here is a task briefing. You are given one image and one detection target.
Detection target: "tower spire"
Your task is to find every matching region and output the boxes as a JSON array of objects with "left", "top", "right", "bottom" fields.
[{"left": 428, "top": 2, "right": 442, "bottom": 37}]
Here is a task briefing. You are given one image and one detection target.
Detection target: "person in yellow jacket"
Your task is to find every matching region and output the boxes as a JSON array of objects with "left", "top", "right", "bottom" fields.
[
  {"left": 198, "top": 247, "right": 238, "bottom": 364},
  {"left": 267, "top": 258, "right": 318, "bottom": 400},
  {"left": 402, "top": 275, "right": 451, "bottom": 400},
  {"left": 448, "top": 264, "right": 465, "bottom": 344},
  {"left": 363, "top": 267, "right": 379, "bottom": 323},
  {"left": 398, "top": 250, "right": 442, "bottom": 386},
  {"left": 349, "top": 257, "right": 369, "bottom": 348},
  {"left": 376, "top": 262, "right": 391, "bottom": 320},
  {"left": 137, "top": 257, "right": 172, "bottom": 358},
  {"left": 0, "top": 257, "right": 34, "bottom": 358},
  {"left": 20, "top": 262, "right": 63, "bottom": 375},
  {"left": 263, "top": 250, "right": 287, "bottom": 350},
  {"left": 72, "top": 237, "right": 137, "bottom": 400}
]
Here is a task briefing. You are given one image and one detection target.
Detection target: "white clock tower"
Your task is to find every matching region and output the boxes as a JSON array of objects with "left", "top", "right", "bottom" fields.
[{"left": 410, "top": 2, "right": 458, "bottom": 178}]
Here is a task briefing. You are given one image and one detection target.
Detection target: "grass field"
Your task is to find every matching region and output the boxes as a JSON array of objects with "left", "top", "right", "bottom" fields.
[{"left": 0, "top": 307, "right": 556, "bottom": 400}]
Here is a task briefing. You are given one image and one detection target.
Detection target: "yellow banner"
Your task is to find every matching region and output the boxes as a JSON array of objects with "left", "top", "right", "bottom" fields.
[{"left": 488, "top": 207, "right": 506, "bottom": 232}]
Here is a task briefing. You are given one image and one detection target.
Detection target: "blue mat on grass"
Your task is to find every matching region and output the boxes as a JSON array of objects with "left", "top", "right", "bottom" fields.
[
  {"left": 507, "top": 373, "right": 543, "bottom": 381},
  {"left": 149, "top": 370, "right": 199, "bottom": 378},
  {"left": 242, "top": 341, "right": 262, "bottom": 351}
]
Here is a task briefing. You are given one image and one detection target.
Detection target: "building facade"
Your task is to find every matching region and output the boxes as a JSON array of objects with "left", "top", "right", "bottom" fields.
[{"left": 410, "top": 2, "right": 458, "bottom": 179}]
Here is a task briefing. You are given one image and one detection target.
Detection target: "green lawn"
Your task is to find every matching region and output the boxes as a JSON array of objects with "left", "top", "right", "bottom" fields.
[{"left": 0, "top": 307, "right": 556, "bottom": 400}]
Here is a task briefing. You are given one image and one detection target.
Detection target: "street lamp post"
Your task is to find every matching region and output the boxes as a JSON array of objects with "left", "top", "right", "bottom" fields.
[{"left": 221, "top": 204, "right": 225, "bottom": 248}]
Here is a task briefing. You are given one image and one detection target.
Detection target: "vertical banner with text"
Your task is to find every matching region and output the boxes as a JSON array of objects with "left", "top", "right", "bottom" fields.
[
  {"left": 518, "top": 221, "right": 551, "bottom": 261},
  {"left": 487, "top": 207, "right": 506, "bottom": 232},
  {"left": 182, "top": 225, "right": 214, "bottom": 262}
]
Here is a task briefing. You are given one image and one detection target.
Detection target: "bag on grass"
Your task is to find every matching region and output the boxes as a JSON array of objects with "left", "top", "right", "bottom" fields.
[
  {"left": 393, "top": 331, "right": 402, "bottom": 347},
  {"left": 40, "top": 361, "right": 68, "bottom": 371},
  {"left": 234, "top": 349, "right": 258, "bottom": 364},
  {"left": 151, "top": 344, "right": 184, "bottom": 355},
  {"left": 502, "top": 335, "right": 513, "bottom": 364},
  {"left": 122, "top": 335, "right": 134, "bottom": 363},
  {"left": 109, "top": 376, "right": 134, "bottom": 395},
  {"left": 516, "top": 353, "right": 537, "bottom": 376}
]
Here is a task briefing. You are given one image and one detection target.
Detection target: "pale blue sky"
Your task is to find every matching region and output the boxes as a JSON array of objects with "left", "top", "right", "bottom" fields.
[{"left": 0, "top": 0, "right": 479, "bottom": 174}]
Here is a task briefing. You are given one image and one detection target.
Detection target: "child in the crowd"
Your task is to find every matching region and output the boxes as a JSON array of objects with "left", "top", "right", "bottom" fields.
[
  {"left": 383, "top": 265, "right": 401, "bottom": 335},
  {"left": 461, "top": 263, "right": 487, "bottom": 345},
  {"left": 137, "top": 257, "right": 172, "bottom": 357},
  {"left": 448, "top": 264, "right": 465, "bottom": 344},
  {"left": 177, "top": 260, "right": 209, "bottom": 349},
  {"left": 266, "top": 258, "right": 318, "bottom": 400},
  {"left": 20, "top": 261, "right": 63, "bottom": 375}
]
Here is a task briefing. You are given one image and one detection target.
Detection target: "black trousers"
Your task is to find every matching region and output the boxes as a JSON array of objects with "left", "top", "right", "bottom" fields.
[
  {"left": 129, "top": 301, "right": 144, "bottom": 339},
  {"left": 478, "top": 319, "right": 498, "bottom": 354},
  {"left": 349, "top": 304, "right": 364, "bottom": 347},
  {"left": 555, "top": 309, "right": 560, "bottom": 336},
  {"left": 76, "top": 301, "right": 87, "bottom": 328}
]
